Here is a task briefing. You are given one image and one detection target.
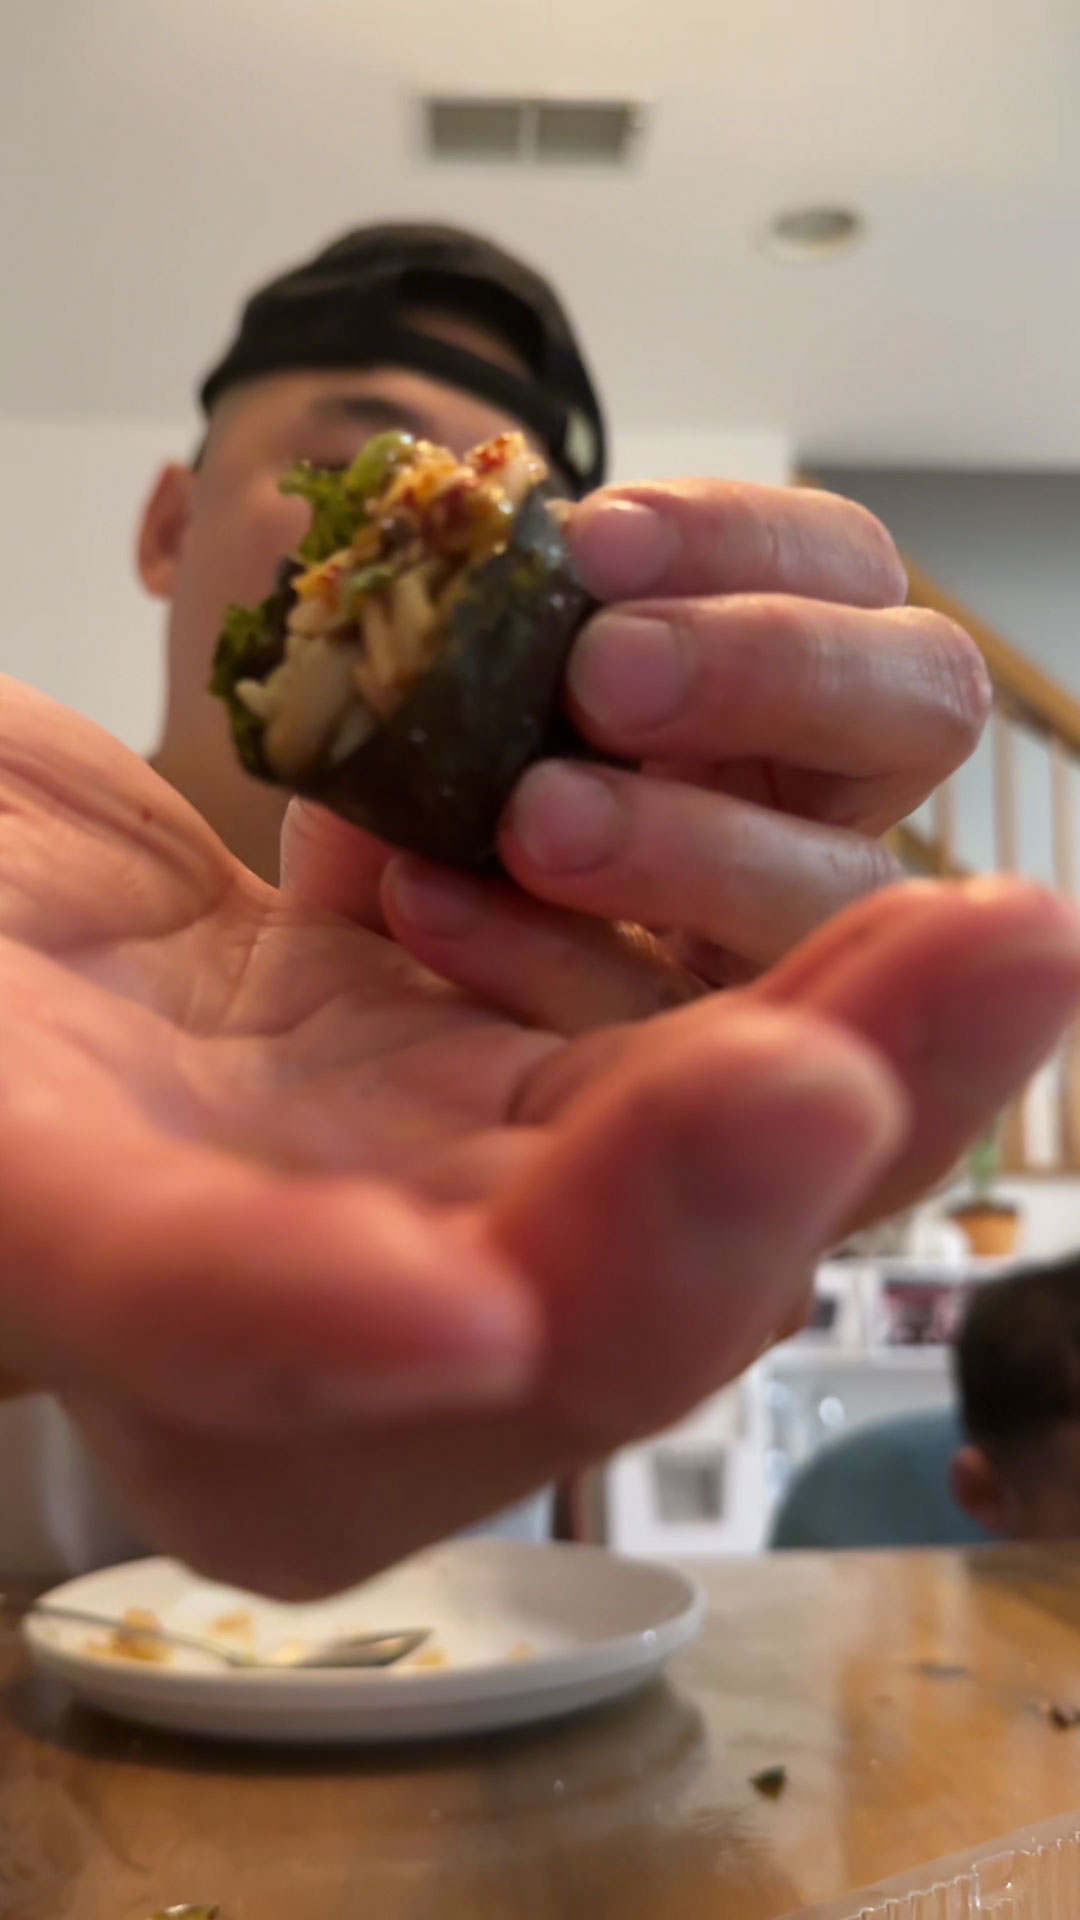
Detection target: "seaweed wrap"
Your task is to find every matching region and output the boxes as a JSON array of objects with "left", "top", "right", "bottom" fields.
[{"left": 210, "top": 429, "right": 591, "bottom": 868}]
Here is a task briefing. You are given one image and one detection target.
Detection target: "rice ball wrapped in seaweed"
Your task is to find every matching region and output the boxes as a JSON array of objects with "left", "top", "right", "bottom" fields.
[{"left": 209, "top": 430, "right": 591, "bottom": 869}]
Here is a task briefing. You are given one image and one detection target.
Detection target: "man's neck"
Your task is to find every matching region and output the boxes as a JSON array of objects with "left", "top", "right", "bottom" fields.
[{"left": 150, "top": 733, "right": 288, "bottom": 884}]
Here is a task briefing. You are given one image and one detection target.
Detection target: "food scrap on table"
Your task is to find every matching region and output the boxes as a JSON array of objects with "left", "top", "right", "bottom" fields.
[
  {"left": 750, "top": 1765, "right": 789, "bottom": 1800},
  {"left": 149, "top": 1905, "right": 220, "bottom": 1918}
]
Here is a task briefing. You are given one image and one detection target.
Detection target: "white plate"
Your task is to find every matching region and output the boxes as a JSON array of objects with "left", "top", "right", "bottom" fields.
[{"left": 23, "top": 1540, "right": 705, "bottom": 1744}]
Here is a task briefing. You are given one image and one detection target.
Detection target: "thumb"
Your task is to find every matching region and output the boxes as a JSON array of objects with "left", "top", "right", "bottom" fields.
[
  {"left": 490, "top": 999, "right": 905, "bottom": 1450},
  {"left": 279, "top": 798, "right": 393, "bottom": 930}
]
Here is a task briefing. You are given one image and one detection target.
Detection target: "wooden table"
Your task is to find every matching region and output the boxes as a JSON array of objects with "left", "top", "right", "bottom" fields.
[{"left": 3, "top": 1548, "right": 1080, "bottom": 1920}]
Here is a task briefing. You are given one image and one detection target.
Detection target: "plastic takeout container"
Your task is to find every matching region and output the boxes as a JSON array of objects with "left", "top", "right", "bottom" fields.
[{"left": 789, "top": 1809, "right": 1080, "bottom": 1920}]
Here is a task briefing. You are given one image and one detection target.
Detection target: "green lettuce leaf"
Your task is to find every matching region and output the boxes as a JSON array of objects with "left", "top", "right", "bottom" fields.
[
  {"left": 281, "top": 431, "right": 416, "bottom": 565},
  {"left": 208, "top": 432, "right": 417, "bottom": 774},
  {"left": 210, "top": 599, "right": 278, "bottom": 697},
  {"left": 209, "top": 592, "right": 290, "bottom": 776}
]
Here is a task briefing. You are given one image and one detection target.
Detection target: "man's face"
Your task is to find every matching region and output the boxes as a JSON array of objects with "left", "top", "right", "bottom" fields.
[{"left": 141, "top": 315, "right": 534, "bottom": 705}]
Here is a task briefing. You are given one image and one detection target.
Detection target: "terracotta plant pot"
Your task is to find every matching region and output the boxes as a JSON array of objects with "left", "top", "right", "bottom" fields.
[{"left": 948, "top": 1202, "right": 1022, "bottom": 1259}]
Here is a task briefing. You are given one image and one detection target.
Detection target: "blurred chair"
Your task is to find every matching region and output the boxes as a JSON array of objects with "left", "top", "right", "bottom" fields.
[{"left": 769, "top": 1408, "right": 991, "bottom": 1550}]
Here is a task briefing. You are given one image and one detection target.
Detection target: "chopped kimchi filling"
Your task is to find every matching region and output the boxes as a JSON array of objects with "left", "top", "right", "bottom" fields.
[{"left": 234, "top": 431, "right": 548, "bottom": 780}]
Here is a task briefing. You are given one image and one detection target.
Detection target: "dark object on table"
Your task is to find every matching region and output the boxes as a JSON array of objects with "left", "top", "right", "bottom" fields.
[
  {"left": 750, "top": 1765, "right": 788, "bottom": 1799},
  {"left": 210, "top": 429, "right": 591, "bottom": 869},
  {"left": 150, "top": 1906, "right": 220, "bottom": 1919}
]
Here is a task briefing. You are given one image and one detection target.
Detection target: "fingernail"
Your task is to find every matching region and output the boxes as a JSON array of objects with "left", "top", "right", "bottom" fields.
[
  {"left": 386, "top": 857, "right": 486, "bottom": 936},
  {"left": 509, "top": 763, "right": 624, "bottom": 873},
  {"left": 927, "top": 933, "right": 1080, "bottom": 1107},
  {"left": 570, "top": 613, "right": 690, "bottom": 732},
  {"left": 571, "top": 498, "right": 679, "bottom": 600}
]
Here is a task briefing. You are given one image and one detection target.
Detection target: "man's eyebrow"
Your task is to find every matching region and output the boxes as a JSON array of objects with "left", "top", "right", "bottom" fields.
[{"left": 307, "top": 394, "right": 430, "bottom": 437}]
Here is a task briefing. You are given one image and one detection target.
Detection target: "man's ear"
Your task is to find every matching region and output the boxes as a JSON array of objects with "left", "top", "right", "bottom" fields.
[
  {"left": 950, "top": 1445, "right": 1008, "bottom": 1534},
  {"left": 137, "top": 464, "right": 195, "bottom": 601}
]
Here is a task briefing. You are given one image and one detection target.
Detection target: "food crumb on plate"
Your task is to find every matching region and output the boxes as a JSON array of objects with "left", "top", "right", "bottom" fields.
[
  {"left": 410, "top": 1645, "right": 450, "bottom": 1670},
  {"left": 266, "top": 1639, "right": 311, "bottom": 1667},
  {"left": 88, "top": 1608, "right": 172, "bottom": 1665},
  {"left": 209, "top": 1610, "right": 255, "bottom": 1643}
]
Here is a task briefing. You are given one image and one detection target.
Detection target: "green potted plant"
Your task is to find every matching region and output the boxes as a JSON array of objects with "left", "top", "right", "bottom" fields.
[{"left": 948, "top": 1128, "right": 1021, "bottom": 1257}]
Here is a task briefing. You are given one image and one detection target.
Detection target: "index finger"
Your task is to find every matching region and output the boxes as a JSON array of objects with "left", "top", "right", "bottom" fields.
[{"left": 568, "top": 482, "right": 908, "bottom": 609}]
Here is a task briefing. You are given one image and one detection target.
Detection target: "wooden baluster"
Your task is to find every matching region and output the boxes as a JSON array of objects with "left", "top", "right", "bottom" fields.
[
  {"left": 991, "top": 707, "right": 1028, "bottom": 1168},
  {"left": 931, "top": 780, "right": 956, "bottom": 875},
  {"left": 1051, "top": 733, "right": 1080, "bottom": 1167},
  {"left": 992, "top": 706, "right": 1019, "bottom": 873},
  {"left": 1063, "top": 1030, "right": 1080, "bottom": 1172},
  {"left": 1051, "top": 733, "right": 1076, "bottom": 898}
]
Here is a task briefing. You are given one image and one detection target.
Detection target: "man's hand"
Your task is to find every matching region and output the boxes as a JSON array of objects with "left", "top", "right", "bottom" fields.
[
  {"left": 1, "top": 678, "right": 1074, "bottom": 1599},
  {"left": 301, "top": 480, "right": 989, "bottom": 1028}
]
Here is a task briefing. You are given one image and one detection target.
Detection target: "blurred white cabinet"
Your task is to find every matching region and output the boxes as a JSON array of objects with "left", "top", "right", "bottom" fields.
[
  {"left": 605, "top": 1257, "right": 1009, "bottom": 1560},
  {"left": 606, "top": 1369, "right": 770, "bottom": 1559}
]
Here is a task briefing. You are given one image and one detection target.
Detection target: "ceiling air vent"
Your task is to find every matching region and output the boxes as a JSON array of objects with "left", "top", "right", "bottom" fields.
[
  {"left": 534, "top": 101, "right": 641, "bottom": 161},
  {"left": 423, "top": 97, "right": 645, "bottom": 165}
]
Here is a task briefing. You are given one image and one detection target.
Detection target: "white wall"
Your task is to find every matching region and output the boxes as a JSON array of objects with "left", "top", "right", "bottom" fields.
[
  {"left": 613, "top": 429, "right": 791, "bottom": 487},
  {"left": 0, "top": 418, "right": 190, "bottom": 753},
  {"left": 817, "top": 467, "right": 1080, "bottom": 882},
  {"left": 992, "top": 1176, "right": 1080, "bottom": 1260}
]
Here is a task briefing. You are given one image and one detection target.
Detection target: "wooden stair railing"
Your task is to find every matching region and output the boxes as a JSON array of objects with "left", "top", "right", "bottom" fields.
[
  {"left": 901, "top": 555, "right": 1080, "bottom": 902},
  {"left": 901, "top": 558, "right": 1080, "bottom": 1173},
  {"left": 800, "top": 478, "right": 1080, "bottom": 1172},
  {"left": 904, "top": 557, "right": 1080, "bottom": 763}
]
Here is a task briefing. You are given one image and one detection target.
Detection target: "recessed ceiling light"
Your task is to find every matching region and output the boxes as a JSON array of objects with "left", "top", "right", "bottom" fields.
[{"left": 759, "top": 206, "right": 866, "bottom": 264}]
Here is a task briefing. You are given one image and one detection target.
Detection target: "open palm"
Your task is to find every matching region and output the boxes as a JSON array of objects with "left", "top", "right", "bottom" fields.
[{"left": 2, "top": 677, "right": 1078, "bottom": 1597}]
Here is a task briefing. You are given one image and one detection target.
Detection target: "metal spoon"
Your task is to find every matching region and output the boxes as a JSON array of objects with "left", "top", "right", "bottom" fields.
[{"left": 28, "top": 1603, "right": 431, "bottom": 1670}]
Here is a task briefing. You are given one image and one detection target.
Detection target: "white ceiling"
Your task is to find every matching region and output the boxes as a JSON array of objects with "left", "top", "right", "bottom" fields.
[{"left": 4, "top": 0, "right": 1080, "bottom": 464}]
